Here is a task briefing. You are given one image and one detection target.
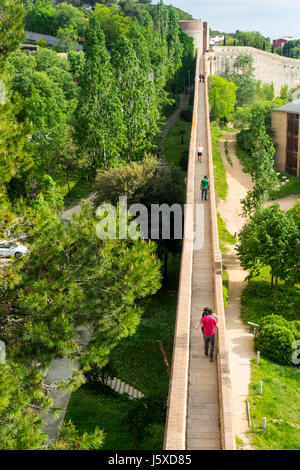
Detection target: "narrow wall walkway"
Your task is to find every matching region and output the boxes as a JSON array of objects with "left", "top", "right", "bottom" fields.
[{"left": 186, "top": 60, "right": 221, "bottom": 450}]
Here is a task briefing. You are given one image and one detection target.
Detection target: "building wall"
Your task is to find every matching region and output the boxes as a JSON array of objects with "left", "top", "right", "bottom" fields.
[
  {"left": 178, "top": 20, "right": 203, "bottom": 53},
  {"left": 206, "top": 46, "right": 300, "bottom": 95},
  {"left": 272, "top": 111, "right": 288, "bottom": 172}
]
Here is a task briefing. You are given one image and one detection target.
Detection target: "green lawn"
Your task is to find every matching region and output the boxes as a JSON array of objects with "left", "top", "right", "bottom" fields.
[
  {"left": 108, "top": 254, "right": 179, "bottom": 396},
  {"left": 163, "top": 117, "right": 192, "bottom": 168},
  {"left": 241, "top": 266, "right": 300, "bottom": 325},
  {"left": 50, "top": 169, "right": 94, "bottom": 209},
  {"left": 65, "top": 254, "right": 180, "bottom": 449},
  {"left": 65, "top": 387, "right": 133, "bottom": 450},
  {"left": 241, "top": 267, "right": 300, "bottom": 449},
  {"left": 217, "top": 212, "right": 237, "bottom": 253},
  {"left": 236, "top": 143, "right": 300, "bottom": 201},
  {"left": 269, "top": 170, "right": 300, "bottom": 200},
  {"left": 210, "top": 122, "right": 230, "bottom": 201},
  {"left": 247, "top": 358, "right": 300, "bottom": 450}
]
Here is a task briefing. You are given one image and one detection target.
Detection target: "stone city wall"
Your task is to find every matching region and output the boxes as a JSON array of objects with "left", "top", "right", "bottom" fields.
[
  {"left": 206, "top": 46, "right": 300, "bottom": 95},
  {"left": 163, "top": 49, "right": 200, "bottom": 451}
]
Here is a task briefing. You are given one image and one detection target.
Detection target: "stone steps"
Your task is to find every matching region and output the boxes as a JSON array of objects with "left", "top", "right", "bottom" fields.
[{"left": 104, "top": 376, "right": 145, "bottom": 400}]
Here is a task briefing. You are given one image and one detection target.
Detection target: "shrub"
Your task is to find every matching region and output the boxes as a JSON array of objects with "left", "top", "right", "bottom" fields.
[
  {"left": 259, "top": 314, "right": 290, "bottom": 329},
  {"left": 180, "top": 109, "right": 193, "bottom": 122},
  {"left": 290, "top": 320, "right": 300, "bottom": 340},
  {"left": 179, "top": 150, "right": 189, "bottom": 171},
  {"left": 255, "top": 323, "right": 296, "bottom": 365},
  {"left": 37, "top": 39, "right": 47, "bottom": 48}
]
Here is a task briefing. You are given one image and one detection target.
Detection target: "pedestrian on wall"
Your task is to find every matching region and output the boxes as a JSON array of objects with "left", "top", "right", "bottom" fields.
[
  {"left": 199, "top": 307, "right": 210, "bottom": 336},
  {"left": 196, "top": 310, "right": 218, "bottom": 362},
  {"left": 199, "top": 74, "right": 202, "bottom": 82},
  {"left": 201, "top": 176, "right": 210, "bottom": 201},
  {"left": 197, "top": 144, "right": 204, "bottom": 163}
]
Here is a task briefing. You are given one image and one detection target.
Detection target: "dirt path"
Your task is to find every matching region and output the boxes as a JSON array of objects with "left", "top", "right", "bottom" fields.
[
  {"left": 265, "top": 195, "right": 299, "bottom": 211},
  {"left": 217, "top": 134, "right": 253, "bottom": 235}
]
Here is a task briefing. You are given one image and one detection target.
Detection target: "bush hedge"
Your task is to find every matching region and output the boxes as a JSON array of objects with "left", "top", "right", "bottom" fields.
[{"left": 255, "top": 315, "right": 299, "bottom": 365}]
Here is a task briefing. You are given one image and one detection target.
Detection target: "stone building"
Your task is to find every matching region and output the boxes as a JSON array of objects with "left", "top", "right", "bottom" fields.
[{"left": 272, "top": 99, "right": 300, "bottom": 177}]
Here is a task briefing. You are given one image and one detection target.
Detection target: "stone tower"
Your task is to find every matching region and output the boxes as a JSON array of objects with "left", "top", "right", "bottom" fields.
[{"left": 178, "top": 20, "right": 209, "bottom": 55}]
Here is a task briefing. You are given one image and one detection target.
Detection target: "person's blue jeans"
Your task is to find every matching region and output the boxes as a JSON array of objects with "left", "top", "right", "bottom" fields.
[{"left": 201, "top": 188, "right": 208, "bottom": 200}]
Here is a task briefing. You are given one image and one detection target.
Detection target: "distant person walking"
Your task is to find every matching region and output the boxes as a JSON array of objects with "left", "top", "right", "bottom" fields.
[
  {"left": 199, "top": 74, "right": 202, "bottom": 82},
  {"left": 196, "top": 310, "right": 218, "bottom": 361},
  {"left": 201, "top": 176, "right": 210, "bottom": 201},
  {"left": 197, "top": 145, "right": 204, "bottom": 163}
]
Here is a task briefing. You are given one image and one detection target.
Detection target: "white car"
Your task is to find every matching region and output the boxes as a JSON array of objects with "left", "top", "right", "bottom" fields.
[{"left": 0, "top": 241, "right": 28, "bottom": 258}]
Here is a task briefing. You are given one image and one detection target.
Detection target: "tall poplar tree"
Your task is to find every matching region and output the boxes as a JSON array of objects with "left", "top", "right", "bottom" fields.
[
  {"left": 112, "top": 32, "right": 161, "bottom": 160},
  {"left": 76, "top": 14, "right": 125, "bottom": 173}
]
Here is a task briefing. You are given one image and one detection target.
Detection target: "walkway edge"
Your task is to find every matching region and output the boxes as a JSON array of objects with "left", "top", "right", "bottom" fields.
[
  {"left": 204, "top": 60, "right": 236, "bottom": 450},
  {"left": 164, "top": 49, "right": 200, "bottom": 450}
]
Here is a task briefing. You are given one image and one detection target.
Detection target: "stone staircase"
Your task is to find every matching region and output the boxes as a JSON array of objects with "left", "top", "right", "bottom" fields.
[{"left": 104, "top": 376, "right": 145, "bottom": 400}]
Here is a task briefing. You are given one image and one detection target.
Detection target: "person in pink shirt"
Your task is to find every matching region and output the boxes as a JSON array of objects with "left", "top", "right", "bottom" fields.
[{"left": 196, "top": 310, "right": 217, "bottom": 362}]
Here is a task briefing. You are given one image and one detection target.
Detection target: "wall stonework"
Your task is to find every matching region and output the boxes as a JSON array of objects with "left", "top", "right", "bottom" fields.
[
  {"left": 179, "top": 20, "right": 203, "bottom": 53},
  {"left": 206, "top": 46, "right": 300, "bottom": 95}
]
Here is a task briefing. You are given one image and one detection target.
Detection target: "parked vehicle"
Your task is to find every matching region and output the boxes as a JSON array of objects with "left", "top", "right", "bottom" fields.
[{"left": 0, "top": 241, "right": 28, "bottom": 258}]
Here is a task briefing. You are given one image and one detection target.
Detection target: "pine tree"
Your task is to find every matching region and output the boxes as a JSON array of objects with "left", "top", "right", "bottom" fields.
[
  {"left": 0, "top": 203, "right": 161, "bottom": 368},
  {"left": 0, "top": 0, "right": 25, "bottom": 70}
]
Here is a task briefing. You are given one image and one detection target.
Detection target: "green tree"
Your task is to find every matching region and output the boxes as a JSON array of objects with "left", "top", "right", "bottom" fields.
[
  {"left": 287, "top": 199, "right": 300, "bottom": 230},
  {"left": 24, "top": 0, "right": 56, "bottom": 36},
  {"left": 94, "top": 155, "right": 185, "bottom": 281},
  {"left": 0, "top": 202, "right": 161, "bottom": 368},
  {"left": 208, "top": 75, "right": 237, "bottom": 124},
  {"left": 229, "top": 53, "right": 256, "bottom": 106},
  {"left": 238, "top": 108, "right": 277, "bottom": 215},
  {"left": 57, "top": 24, "right": 78, "bottom": 51},
  {"left": 0, "top": 362, "right": 50, "bottom": 450},
  {"left": 93, "top": 3, "right": 131, "bottom": 49},
  {"left": 236, "top": 204, "right": 300, "bottom": 306},
  {"left": 0, "top": 0, "right": 25, "bottom": 69},
  {"left": 0, "top": 0, "right": 31, "bottom": 230},
  {"left": 112, "top": 34, "right": 161, "bottom": 160}
]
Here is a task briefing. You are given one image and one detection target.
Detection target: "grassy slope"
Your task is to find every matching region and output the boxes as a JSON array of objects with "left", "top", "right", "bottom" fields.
[
  {"left": 241, "top": 268, "right": 300, "bottom": 450},
  {"left": 247, "top": 358, "right": 300, "bottom": 450}
]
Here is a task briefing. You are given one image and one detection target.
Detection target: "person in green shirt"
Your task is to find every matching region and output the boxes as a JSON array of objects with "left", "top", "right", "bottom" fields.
[{"left": 201, "top": 176, "right": 210, "bottom": 201}]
